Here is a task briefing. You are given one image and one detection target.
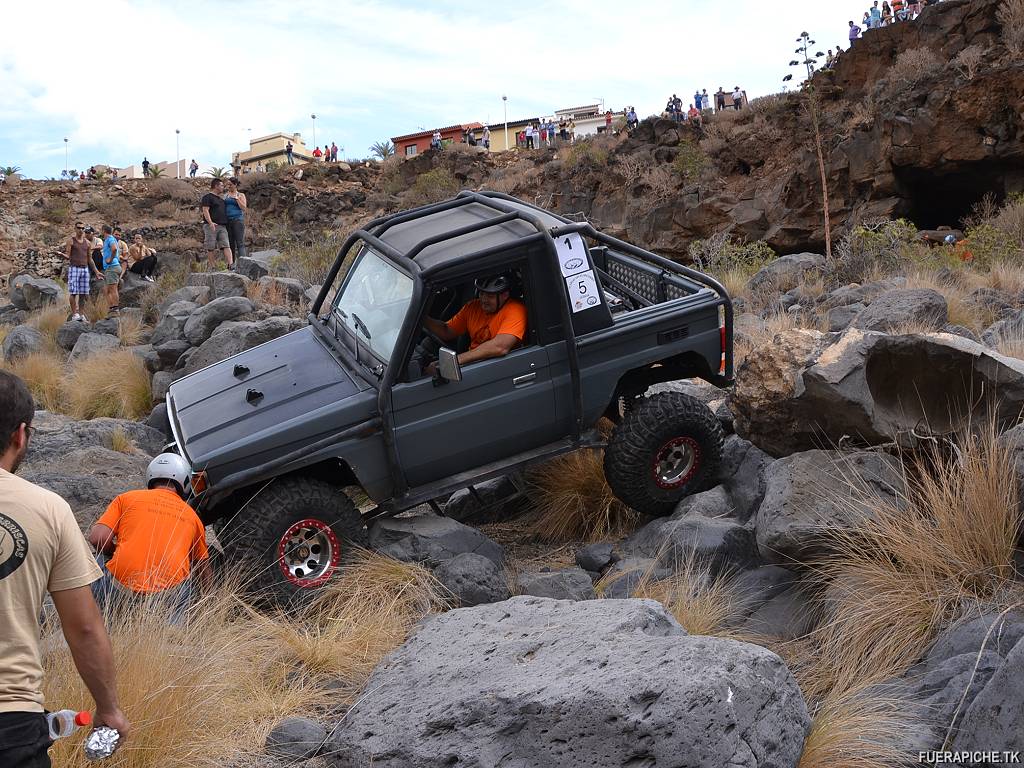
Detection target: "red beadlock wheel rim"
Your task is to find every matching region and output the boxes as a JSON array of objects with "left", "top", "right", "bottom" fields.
[
  {"left": 277, "top": 518, "right": 340, "bottom": 588},
  {"left": 652, "top": 436, "right": 701, "bottom": 489}
]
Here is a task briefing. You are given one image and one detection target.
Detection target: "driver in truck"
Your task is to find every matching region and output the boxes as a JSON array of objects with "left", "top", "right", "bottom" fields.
[{"left": 421, "top": 274, "right": 527, "bottom": 376}]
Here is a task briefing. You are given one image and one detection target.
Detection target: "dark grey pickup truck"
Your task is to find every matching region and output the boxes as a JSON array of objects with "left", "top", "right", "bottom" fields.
[{"left": 166, "top": 191, "right": 734, "bottom": 598}]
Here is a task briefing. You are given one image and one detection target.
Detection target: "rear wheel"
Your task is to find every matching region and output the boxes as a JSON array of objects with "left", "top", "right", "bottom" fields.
[
  {"left": 219, "top": 476, "right": 367, "bottom": 603},
  {"left": 604, "top": 391, "right": 724, "bottom": 517}
]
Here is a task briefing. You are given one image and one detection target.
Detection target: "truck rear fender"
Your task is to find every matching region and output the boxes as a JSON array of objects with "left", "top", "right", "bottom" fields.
[{"left": 606, "top": 351, "right": 715, "bottom": 414}]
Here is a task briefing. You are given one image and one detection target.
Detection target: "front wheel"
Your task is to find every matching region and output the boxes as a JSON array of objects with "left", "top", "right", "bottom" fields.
[
  {"left": 604, "top": 392, "right": 724, "bottom": 517},
  {"left": 219, "top": 477, "right": 367, "bottom": 603}
]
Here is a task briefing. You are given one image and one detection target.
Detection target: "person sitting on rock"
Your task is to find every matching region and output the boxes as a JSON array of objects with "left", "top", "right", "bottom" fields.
[
  {"left": 127, "top": 233, "right": 159, "bottom": 282},
  {"left": 420, "top": 274, "right": 527, "bottom": 377},
  {"left": 87, "top": 453, "right": 212, "bottom": 623}
]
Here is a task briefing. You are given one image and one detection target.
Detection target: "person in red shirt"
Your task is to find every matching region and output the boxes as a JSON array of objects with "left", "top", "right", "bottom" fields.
[
  {"left": 422, "top": 274, "right": 527, "bottom": 375},
  {"left": 312, "top": 146, "right": 323, "bottom": 160},
  {"left": 87, "top": 454, "right": 211, "bottom": 621}
]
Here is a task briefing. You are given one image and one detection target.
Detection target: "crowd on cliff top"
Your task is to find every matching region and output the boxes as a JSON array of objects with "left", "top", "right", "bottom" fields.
[{"left": 847, "top": 0, "right": 940, "bottom": 41}]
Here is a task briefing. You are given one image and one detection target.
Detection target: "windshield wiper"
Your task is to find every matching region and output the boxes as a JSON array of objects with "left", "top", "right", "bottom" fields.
[{"left": 351, "top": 313, "right": 372, "bottom": 340}]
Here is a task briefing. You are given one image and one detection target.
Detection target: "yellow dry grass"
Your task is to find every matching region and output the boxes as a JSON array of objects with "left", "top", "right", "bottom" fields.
[
  {"left": 0, "top": 323, "right": 10, "bottom": 347},
  {"left": 44, "top": 551, "right": 446, "bottom": 768},
  {"left": 982, "top": 260, "right": 1024, "bottom": 295},
  {"left": 527, "top": 443, "right": 639, "bottom": 542},
  {"left": 246, "top": 278, "right": 288, "bottom": 307},
  {"left": 83, "top": 292, "right": 111, "bottom": 322},
  {"left": 108, "top": 426, "right": 137, "bottom": 454},
  {"left": 797, "top": 687, "right": 914, "bottom": 768},
  {"left": 805, "top": 426, "right": 1024, "bottom": 701},
  {"left": 28, "top": 304, "right": 69, "bottom": 351},
  {"left": 1, "top": 350, "right": 65, "bottom": 412},
  {"left": 116, "top": 313, "right": 146, "bottom": 347},
  {"left": 904, "top": 269, "right": 982, "bottom": 331},
  {"left": 629, "top": 555, "right": 745, "bottom": 637},
  {"left": 64, "top": 348, "right": 152, "bottom": 420}
]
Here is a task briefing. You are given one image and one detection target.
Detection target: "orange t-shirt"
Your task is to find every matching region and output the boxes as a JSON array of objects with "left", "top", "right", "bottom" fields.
[
  {"left": 97, "top": 488, "right": 208, "bottom": 593},
  {"left": 446, "top": 298, "right": 527, "bottom": 350}
]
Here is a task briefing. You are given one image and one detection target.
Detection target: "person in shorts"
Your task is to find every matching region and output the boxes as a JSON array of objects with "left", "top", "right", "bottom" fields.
[
  {"left": 100, "top": 224, "right": 122, "bottom": 314},
  {"left": 63, "top": 222, "right": 101, "bottom": 321},
  {"left": 200, "top": 178, "right": 232, "bottom": 270}
]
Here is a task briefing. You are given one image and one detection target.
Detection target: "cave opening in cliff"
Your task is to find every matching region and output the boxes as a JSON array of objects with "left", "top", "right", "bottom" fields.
[{"left": 896, "top": 163, "right": 1018, "bottom": 230}]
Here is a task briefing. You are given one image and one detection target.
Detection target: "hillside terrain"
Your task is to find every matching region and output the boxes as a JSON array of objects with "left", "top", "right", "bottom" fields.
[{"left": 2, "top": 0, "right": 1024, "bottom": 766}]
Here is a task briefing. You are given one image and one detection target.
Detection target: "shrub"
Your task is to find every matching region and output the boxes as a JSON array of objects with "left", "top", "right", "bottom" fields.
[
  {"left": 148, "top": 177, "right": 197, "bottom": 203},
  {"left": 672, "top": 141, "right": 709, "bottom": 183},
  {"left": 688, "top": 231, "right": 775, "bottom": 273},
  {"left": 884, "top": 47, "right": 942, "bottom": 94},
  {"left": 63, "top": 348, "right": 152, "bottom": 419},
  {"left": 152, "top": 200, "right": 182, "bottom": 219},
  {"left": 116, "top": 312, "right": 146, "bottom": 346},
  {"left": 406, "top": 168, "right": 459, "bottom": 206},
  {"left": 616, "top": 155, "right": 649, "bottom": 186},
  {"left": 953, "top": 44, "right": 985, "bottom": 81},
  {"left": 641, "top": 165, "right": 678, "bottom": 199},
  {"left": 139, "top": 259, "right": 194, "bottom": 323},
  {"left": 563, "top": 141, "right": 609, "bottom": 170},
  {"left": 527, "top": 435, "right": 639, "bottom": 542},
  {"left": 272, "top": 230, "right": 350, "bottom": 288},
  {"left": 108, "top": 426, "right": 136, "bottom": 454},
  {"left": 41, "top": 197, "right": 71, "bottom": 223},
  {"left": 1, "top": 351, "right": 65, "bottom": 412},
  {"left": 997, "top": 0, "right": 1024, "bottom": 56},
  {"left": 92, "top": 196, "right": 134, "bottom": 224},
  {"left": 797, "top": 687, "right": 915, "bottom": 768},
  {"left": 0, "top": 324, "right": 10, "bottom": 348},
  {"left": 830, "top": 218, "right": 924, "bottom": 285}
]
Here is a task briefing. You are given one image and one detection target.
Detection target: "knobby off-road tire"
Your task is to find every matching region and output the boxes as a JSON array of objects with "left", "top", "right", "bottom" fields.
[
  {"left": 219, "top": 476, "right": 367, "bottom": 604},
  {"left": 604, "top": 392, "right": 725, "bottom": 517}
]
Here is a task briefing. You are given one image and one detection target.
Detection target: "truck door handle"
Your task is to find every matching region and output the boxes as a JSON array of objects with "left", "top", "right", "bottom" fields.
[{"left": 513, "top": 373, "right": 537, "bottom": 387}]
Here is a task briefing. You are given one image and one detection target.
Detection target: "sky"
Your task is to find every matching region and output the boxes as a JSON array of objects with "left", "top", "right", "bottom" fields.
[{"left": 1, "top": 0, "right": 877, "bottom": 179}]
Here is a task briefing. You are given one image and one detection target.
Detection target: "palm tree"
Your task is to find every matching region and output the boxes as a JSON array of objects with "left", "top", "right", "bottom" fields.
[
  {"left": 1, "top": 165, "right": 21, "bottom": 176},
  {"left": 148, "top": 166, "right": 167, "bottom": 179},
  {"left": 208, "top": 166, "right": 228, "bottom": 179},
  {"left": 369, "top": 141, "right": 395, "bottom": 161}
]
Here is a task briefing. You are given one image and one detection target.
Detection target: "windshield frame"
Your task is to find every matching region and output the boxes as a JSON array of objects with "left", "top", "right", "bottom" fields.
[{"left": 330, "top": 246, "right": 415, "bottom": 366}]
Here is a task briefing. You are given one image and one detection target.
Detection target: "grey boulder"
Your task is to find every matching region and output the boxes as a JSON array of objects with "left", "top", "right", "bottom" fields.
[
  {"left": 11, "top": 275, "right": 62, "bottom": 311},
  {"left": 434, "top": 552, "right": 509, "bottom": 607},
  {"left": 235, "top": 249, "right": 280, "bottom": 281},
  {"left": 826, "top": 303, "right": 865, "bottom": 332},
  {"left": 325, "top": 596, "right": 810, "bottom": 768},
  {"left": 186, "top": 270, "right": 252, "bottom": 299},
  {"left": 56, "top": 320, "right": 91, "bottom": 352},
  {"left": 716, "top": 435, "right": 774, "bottom": 522},
  {"left": 851, "top": 288, "right": 948, "bottom": 333},
  {"left": 257, "top": 275, "right": 307, "bottom": 305},
  {"left": 746, "top": 252, "right": 824, "bottom": 294},
  {"left": 951, "top": 635, "right": 1024, "bottom": 752},
  {"left": 516, "top": 568, "right": 596, "bottom": 601},
  {"left": 157, "top": 286, "right": 209, "bottom": 316},
  {"left": 182, "top": 296, "right": 254, "bottom": 346},
  {"left": 149, "top": 300, "right": 199, "bottom": 347},
  {"left": 627, "top": 511, "right": 758, "bottom": 575},
  {"left": 443, "top": 475, "right": 524, "bottom": 523},
  {"left": 2, "top": 325, "right": 46, "bottom": 362},
  {"left": 576, "top": 542, "right": 618, "bottom": 573},
  {"left": 180, "top": 317, "right": 304, "bottom": 375},
  {"left": 755, "top": 449, "right": 904, "bottom": 566},
  {"left": 265, "top": 717, "right": 327, "bottom": 761},
  {"left": 69, "top": 332, "right": 120, "bottom": 361},
  {"left": 22, "top": 411, "right": 166, "bottom": 465},
  {"left": 369, "top": 511, "right": 503, "bottom": 567}
]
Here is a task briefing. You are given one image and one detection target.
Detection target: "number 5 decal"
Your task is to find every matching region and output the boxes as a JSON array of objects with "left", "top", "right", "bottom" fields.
[{"left": 567, "top": 270, "right": 599, "bottom": 313}]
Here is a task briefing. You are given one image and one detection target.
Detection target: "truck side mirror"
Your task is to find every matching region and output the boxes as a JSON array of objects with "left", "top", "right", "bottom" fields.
[{"left": 437, "top": 347, "right": 462, "bottom": 383}]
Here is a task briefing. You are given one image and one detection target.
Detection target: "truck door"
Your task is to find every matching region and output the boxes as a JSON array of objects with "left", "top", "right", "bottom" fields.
[{"left": 390, "top": 270, "right": 558, "bottom": 489}]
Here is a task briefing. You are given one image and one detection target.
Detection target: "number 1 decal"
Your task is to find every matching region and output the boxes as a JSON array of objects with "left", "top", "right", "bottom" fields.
[{"left": 556, "top": 233, "right": 589, "bottom": 278}]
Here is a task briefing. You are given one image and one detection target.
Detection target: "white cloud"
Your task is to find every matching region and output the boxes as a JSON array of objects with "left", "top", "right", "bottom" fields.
[{"left": 0, "top": 0, "right": 887, "bottom": 177}]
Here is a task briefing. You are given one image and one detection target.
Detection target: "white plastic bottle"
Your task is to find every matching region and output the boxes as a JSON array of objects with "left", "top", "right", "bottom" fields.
[{"left": 46, "top": 709, "right": 92, "bottom": 740}]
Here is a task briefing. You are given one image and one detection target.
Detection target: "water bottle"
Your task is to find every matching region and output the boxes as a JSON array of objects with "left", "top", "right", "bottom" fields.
[{"left": 46, "top": 709, "right": 92, "bottom": 740}]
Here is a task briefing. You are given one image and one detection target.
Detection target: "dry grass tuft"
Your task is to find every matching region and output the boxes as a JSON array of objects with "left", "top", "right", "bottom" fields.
[
  {"left": 0, "top": 323, "right": 11, "bottom": 348},
  {"left": 981, "top": 259, "right": 1024, "bottom": 296},
  {"left": 904, "top": 269, "right": 981, "bottom": 331},
  {"left": 797, "top": 687, "right": 915, "bottom": 768},
  {"left": 28, "top": 304, "right": 70, "bottom": 351},
  {"left": 806, "top": 426, "right": 1023, "bottom": 701},
  {"left": 108, "top": 426, "right": 137, "bottom": 454},
  {"left": 83, "top": 292, "right": 111, "bottom": 322},
  {"left": 998, "top": 0, "right": 1024, "bottom": 57},
  {"left": 116, "top": 312, "right": 146, "bottom": 347},
  {"left": 527, "top": 440, "right": 639, "bottom": 542},
  {"left": 2, "top": 351, "right": 65, "bottom": 411},
  {"left": 64, "top": 348, "right": 152, "bottom": 420},
  {"left": 630, "top": 554, "right": 746, "bottom": 637}
]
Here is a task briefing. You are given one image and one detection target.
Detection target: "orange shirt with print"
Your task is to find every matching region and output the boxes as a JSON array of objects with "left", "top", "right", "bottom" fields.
[
  {"left": 96, "top": 488, "right": 209, "bottom": 593},
  {"left": 446, "top": 298, "right": 527, "bottom": 350}
]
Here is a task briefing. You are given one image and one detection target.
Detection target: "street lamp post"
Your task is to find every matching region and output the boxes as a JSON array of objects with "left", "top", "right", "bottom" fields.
[
  {"left": 175, "top": 129, "right": 180, "bottom": 178},
  {"left": 311, "top": 114, "right": 317, "bottom": 152},
  {"left": 63, "top": 137, "right": 68, "bottom": 177},
  {"left": 502, "top": 95, "right": 508, "bottom": 151}
]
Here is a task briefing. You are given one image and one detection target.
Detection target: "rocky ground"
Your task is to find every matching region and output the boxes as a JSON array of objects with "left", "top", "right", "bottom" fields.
[{"left": 2, "top": 0, "right": 1024, "bottom": 764}]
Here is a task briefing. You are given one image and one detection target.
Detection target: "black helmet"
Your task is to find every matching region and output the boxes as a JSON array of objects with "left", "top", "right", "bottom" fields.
[{"left": 475, "top": 274, "right": 511, "bottom": 294}]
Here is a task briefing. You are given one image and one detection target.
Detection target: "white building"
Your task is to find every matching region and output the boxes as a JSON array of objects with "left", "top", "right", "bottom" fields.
[{"left": 553, "top": 104, "right": 611, "bottom": 139}]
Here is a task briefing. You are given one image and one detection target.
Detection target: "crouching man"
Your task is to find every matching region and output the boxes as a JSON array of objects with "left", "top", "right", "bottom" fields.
[{"left": 88, "top": 454, "right": 212, "bottom": 622}]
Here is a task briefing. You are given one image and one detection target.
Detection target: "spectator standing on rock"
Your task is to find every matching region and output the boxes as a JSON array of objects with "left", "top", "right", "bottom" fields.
[
  {"left": 64, "top": 222, "right": 101, "bottom": 321},
  {"left": 0, "top": 371, "right": 131, "bottom": 768},
  {"left": 715, "top": 87, "right": 726, "bottom": 112},
  {"left": 558, "top": 118, "right": 568, "bottom": 141},
  {"left": 127, "top": 233, "right": 158, "bottom": 282},
  {"left": 312, "top": 146, "right": 323, "bottom": 161},
  {"left": 701, "top": 89, "right": 710, "bottom": 111},
  {"left": 482, "top": 125, "right": 490, "bottom": 149},
  {"left": 285, "top": 141, "right": 295, "bottom": 165},
  {"left": 223, "top": 177, "right": 247, "bottom": 264},
  {"left": 141, "top": 157, "right": 150, "bottom": 178},
  {"left": 113, "top": 226, "right": 130, "bottom": 283},
  {"left": 189, "top": 159, "right": 199, "bottom": 178},
  {"left": 330, "top": 142, "right": 338, "bottom": 162},
  {"left": 100, "top": 224, "right": 122, "bottom": 315},
  {"left": 850, "top": 19, "right": 862, "bottom": 42},
  {"left": 732, "top": 87, "right": 743, "bottom": 110},
  {"left": 87, "top": 453, "right": 212, "bottom": 623},
  {"left": 200, "top": 178, "right": 233, "bottom": 270},
  {"left": 869, "top": 1, "right": 881, "bottom": 27}
]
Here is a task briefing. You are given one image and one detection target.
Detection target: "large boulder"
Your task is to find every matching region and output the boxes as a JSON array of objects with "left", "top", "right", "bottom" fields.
[
  {"left": 187, "top": 270, "right": 251, "bottom": 299},
  {"left": 265, "top": 717, "right": 327, "bottom": 761},
  {"left": 68, "top": 332, "right": 120, "bottom": 362},
  {"left": 10, "top": 275, "right": 62, "bottom": 311},
  {"left": 235, "top": 249, "right": 279, "bottom": 281},
  {"left": 22, "top": 411, "right": 166, "bottom": 465},
  {"left": 951, "top": 635, "right": 1024, "bottom": 752},
  {"left": 182, "top": 296, "right": 254, "bottom": 346},
  {"left": 117, "top": 272, "right": 153, "bottom": 307},
  {"left": 56, "top": 320, "right": 91, "bottom": 352},
  {"left": 326, "top": 597, "right": 810, "bottom": 768},
  {"left": 369, "top": 511, "right": 503, "bottom": 567},
  {"left": 442, "top": 475, "right": 526, "bottom": 523},
  {"left": 755, "top": 449, "right": 904, "bottom": 566},
  {"left": 731, "top": 328, "right": 1024, "bottom": 457},
  {"left": 627, "top": 511, "right": 758, "bottom": 574},
  {"left": 149, "top": 300, "right": 199, "bottom": 347},
  {"left": 716, "top": 435, "right": 774, "bottom": 522},
  {"left": 515, "top": 568, "right": 596, "bottom": 601},
  {"left": 152, "top": 339, "right": 192, "bottom": 370},
  {"left": 157, "top": 286, "right": 209, "bottom": 316},
  {"left": 257, "top": 275, "right": 306, "bottom": 305},
  {"left": 2, "top": 325, "right": 46, "bottom": 362},
  {"left": 746, "top": 253, "right": 825, "bottom": 294},
  {"left": 851, "top": 288, "right": 948, "bottom": 333},
  {"left": 180, "top": 317, "right": 304, "bottom": 374},
  {"left": 433, "top": 552, "right": 510, "bottom": 607}
]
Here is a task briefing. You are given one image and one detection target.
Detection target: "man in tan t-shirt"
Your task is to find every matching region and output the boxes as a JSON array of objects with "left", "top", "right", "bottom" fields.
[{"left": 0, "top": 371, "right": 129, "bottom": 767}]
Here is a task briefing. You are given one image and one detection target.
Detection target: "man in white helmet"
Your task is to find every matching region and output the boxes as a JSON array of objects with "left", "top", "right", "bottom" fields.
[{"left": 87, "top": 453, "right": 211, "bottom": 620}]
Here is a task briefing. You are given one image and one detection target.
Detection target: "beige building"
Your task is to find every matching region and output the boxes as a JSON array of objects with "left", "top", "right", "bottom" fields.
[
  {"left": 232, "top": 132, "right": 314, "bottom": 173},
  {"left": 116, "top": 159, "right": 188, "bottom": 179}
]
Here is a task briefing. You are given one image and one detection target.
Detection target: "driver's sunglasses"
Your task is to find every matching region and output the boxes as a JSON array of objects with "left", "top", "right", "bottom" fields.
[{"left": 75, "top": 225, "right": 84, "bottom": 230}]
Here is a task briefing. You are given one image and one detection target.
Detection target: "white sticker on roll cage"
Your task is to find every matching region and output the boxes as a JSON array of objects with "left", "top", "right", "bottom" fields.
[
  {"left": 555, "top": 233, "right": 590, "bottom": 278},
  {"left": 567, "top": 270, "right": 600, "bottom": 313}
]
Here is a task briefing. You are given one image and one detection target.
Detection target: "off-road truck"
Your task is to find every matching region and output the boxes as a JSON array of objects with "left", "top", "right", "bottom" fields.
[{"left": 165, "top": 191, "right": 734, "bottom": 598}]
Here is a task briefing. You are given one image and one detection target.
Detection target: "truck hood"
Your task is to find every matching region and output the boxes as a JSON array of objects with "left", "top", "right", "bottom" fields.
[{"left": 167, "top": 325, "right": 376, "bottom": 472}]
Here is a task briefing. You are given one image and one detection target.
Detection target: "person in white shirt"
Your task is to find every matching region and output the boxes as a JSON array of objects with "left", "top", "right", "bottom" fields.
[{"left": 732, "top": 87, "right": 743, "bottom": 110}]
